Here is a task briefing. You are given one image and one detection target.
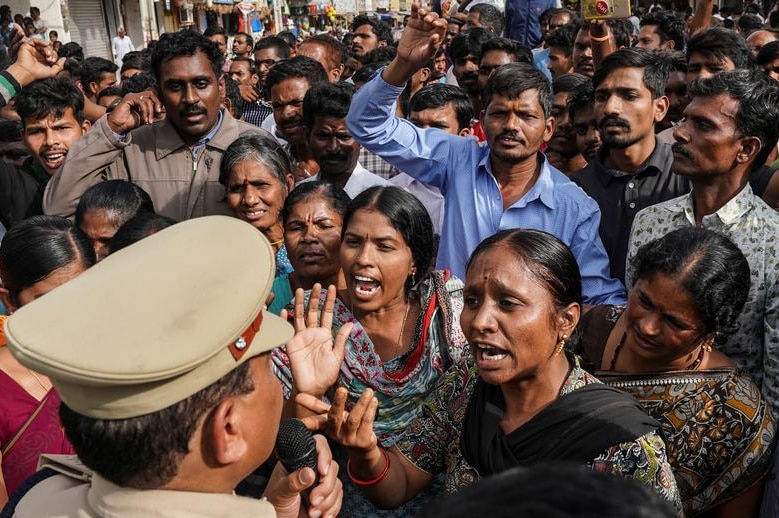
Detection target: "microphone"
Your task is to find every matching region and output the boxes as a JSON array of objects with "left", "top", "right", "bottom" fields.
[{"left": 275, "top": 418, "right": 319, "bottom": 505}]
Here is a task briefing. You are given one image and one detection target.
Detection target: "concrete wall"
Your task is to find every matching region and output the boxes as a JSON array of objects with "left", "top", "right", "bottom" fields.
[{"left": 7, "top": 0, "right": 69, "bottom": 42}]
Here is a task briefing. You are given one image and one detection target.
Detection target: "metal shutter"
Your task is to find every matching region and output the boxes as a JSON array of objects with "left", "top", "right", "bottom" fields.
[{"left": 68, "top": 0, "right": 112, "bottom": 59}]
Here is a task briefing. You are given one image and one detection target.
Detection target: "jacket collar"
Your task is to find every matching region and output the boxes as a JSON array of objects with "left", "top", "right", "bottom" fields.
[{"left": 154, "top": 109, "right": 236, "bottom": 161}]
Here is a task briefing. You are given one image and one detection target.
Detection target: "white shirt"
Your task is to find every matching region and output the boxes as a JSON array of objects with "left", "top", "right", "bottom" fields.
[
  {"left": 112, "top": 35, "right": 135, "bottom": 63},
  {"left": 298, "top": 161, "right": 390, "bottom": 199}
]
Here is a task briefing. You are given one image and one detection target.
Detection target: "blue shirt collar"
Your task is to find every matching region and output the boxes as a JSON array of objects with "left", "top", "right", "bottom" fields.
[
  {"left": 192, "top": 108, "right": 225, "bottom": 152},
  {"left": 479, "top": 151, "right": 557, "bottom": 210}
]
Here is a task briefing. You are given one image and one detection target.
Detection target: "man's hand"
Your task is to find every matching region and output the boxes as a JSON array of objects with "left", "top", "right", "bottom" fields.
[
  {"left": 238, "top": 83, "right": 260, "bottom": 103},
  {"left": 107, "top": 90, "right": 165, "bottom": 135},
  {"left": 264, "top": 434, "right": 343, "bottom": 518},
  {"left": 383, "top": 3, "right": 447, "bottom": 86},
  {"left": 6, "top": 26, "right": 65, "bottom": 87}
]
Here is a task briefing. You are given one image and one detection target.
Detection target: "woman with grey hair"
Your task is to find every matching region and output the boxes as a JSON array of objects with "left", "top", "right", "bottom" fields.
[{"left": 219, "top": 132, "right": 295, "bottom": 276}]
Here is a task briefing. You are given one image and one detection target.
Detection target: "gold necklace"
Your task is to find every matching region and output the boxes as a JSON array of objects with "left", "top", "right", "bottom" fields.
[{"left": 396, "top": 302, "right": 410, "bottom": 352}]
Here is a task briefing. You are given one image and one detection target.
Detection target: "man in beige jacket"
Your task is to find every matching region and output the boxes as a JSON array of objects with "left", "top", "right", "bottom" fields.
[{"left": 44, "top": 30, "right": 265, "bottom": 221}]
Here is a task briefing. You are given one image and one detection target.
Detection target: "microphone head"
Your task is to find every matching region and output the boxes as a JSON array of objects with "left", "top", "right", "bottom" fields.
[{"left": 275, "top": 418, "right": 318, "bottom": 473}]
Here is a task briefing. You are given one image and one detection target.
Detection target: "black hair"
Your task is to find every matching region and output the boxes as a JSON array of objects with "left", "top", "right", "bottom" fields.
[
  {"left": 15, "top": 77, "right": 85, "bottom": 126},
  {"left": 466, "top": 229, "right": 582, "bottom": 309},
  {"left": 639, "top": 10, "right": 686, "bottom": 51},
  {"left": 233, "top": 31, "right": 254, "bottom": 49},
  {"left": 757, "top": 40, "right": 779, "bottom": 66},
  {"left": 484, "top": 62, "right": 553, "bottom": 118},
  {"left": 265, "top": 56, "right": 328, "bottom": 98},
  {"left": 352, "top": 61, "right": 386, "bottom": 85},
  {"left": 276, "top": 30, "right": 298, "bottom": 50},
  {"left": 686, "top": 27, "right": 754, "bottom": 71},
  {"left": 448, "top": 27, "right": 494, "bottom": 62},
  {"left": 300, "top": 33, "right": 348, "bottom": 67},
  {"left": 770, "top": 10, "right": 779, "bottom": 29},
  {"left": 59, "top": 42, "right": 84, "bottom": 62},
  {"left": 343, "top": 186, "right": 434, "bottom": 292},
  {"left": 479, "top": 37, "right": 533, "bottom": 65},
  {"left": 688, "top": 68, "right": 779, "bottom": 171},
  {"left": 79, "top": 57, "right": 118, "bottom": 92},
  {"left": 545, "top": 24, "right": 578, "bottom": 57},
  {"left": 350, "top": 15, "right": 393, "bottom": 44},
  {"left": 60, "top": 361, "right": 254, "bottom": 489},
  {"left": 632, "top": 227, "right": 751, "bottom": 344},
  {"left": 593, "top": 47, "right": 669, "bottom": 99},
  {"left": 151, "top": 30, "right": 223, "bottom": 81},
  {"left": 552, "top": 72, "right": 589, "bottom": 94},
  {"left": 418, "top": 463, "right": 677, "bottom": 518},
  {"left": 230, "top": 56, "right": 256, "bottom": 74},
  {"left": 49, "top": 30, "right": 58, "bottom": 38},
  {"left": 282, "top": 181, "right": 351, "bottom": 224},
  {"left": 302, "top": 81, "right": 355, "bottom": 130},
  {"left": 567, "top": 78, "right": 594, "bottom": 120},
  {"left": 738, "top": 14, "right": 764, "bottom": 35},
  {"left": 202, "top": 25, "right": 226, "bottom": 39},
  {"left": 96, "top": 85, "right": 122, "bottom": 104},
  {"left": 409, "top": 83, "right": 474, "bottom": 131},
  {"left": 657, "top": 49, "right": 687, "bottom": 73},
  {"left": 109, "top": 212, "right": 178, "bottom": 254},
  {"left": 0, "top": 215, "right": 95, "bottom": 306},
  {"left": 360, "top": 46, "right": 397, "bottom": 65},
  {"left": 0, "top": 119, "right": 22, "bottom": 141},
  {"left": 221, "top": 74, "right": 243, "bottom": 119},
  {"left": 120, "top": 73, "right": 158, "bottom": 95},
  {"left": 253, "top": 36, "right": 291, "bottom": 59},
  {"left": 75, "top": 180, "right": 156, "bottom": 229},
  {"left": 469, "top": 4, "right": 505, "bottom": 35},
  {"left": 120, "top": 50, "right": 151, "bottom": 75},
  {"left": 219, "top": 131, "right": 292, "bottom": 186}
]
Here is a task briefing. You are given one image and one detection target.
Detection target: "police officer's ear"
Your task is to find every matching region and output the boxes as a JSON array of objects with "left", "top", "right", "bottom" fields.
[{"left": 209, "top": 397, "right": 250, "bottom": 464}]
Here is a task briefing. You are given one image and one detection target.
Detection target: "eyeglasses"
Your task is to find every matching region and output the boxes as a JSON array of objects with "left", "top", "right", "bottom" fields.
[{"left": 256, "top": 59, "right": 278, "bottom": 68}]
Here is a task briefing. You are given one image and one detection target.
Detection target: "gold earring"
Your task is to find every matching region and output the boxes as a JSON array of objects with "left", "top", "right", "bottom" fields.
[{"left": 555, "top": 336, "right": 567, "bottom": 356}]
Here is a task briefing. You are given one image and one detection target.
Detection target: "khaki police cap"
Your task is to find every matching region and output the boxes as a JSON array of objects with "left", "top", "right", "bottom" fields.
[{"left": 4, "top": 216, "right": 293, "bottom": 419}]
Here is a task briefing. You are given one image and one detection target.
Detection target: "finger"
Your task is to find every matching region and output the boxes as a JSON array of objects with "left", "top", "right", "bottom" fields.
[
  {"left": 309, "top": 461, "right": 340, "bottom": 511},
  {"left": 298, "top": 413, "right": 330, "bottom": 432},
  {"left": 313, "top": 434, "right": 332, "bottom": 476},
  {"left": 295, "top": 393, "right": 332, "bottom": 414},
  {"left": 362, "top": 396, "right": 379, "bottom": 433},
  {"left": 332, "top": 322, "right": 352, "bottom": 365},
  {"left": 319, "top": 285, "right": 337, "bottom": 330},
  {"left": 49, "top": 57, "right": 66, "bottom": 76},
  {"left": 328, "top": 387, "right": 349, "bottom": 438},
  {"left": 279, "top": 307, "right": 288, "bottom": 320},
  {"left": 345, "top": 388, "right": 375, "bottom": 433},
  {"left": 294, "top": 287, "right": 306, "bottom": 332},
  {"left": 306, "top": 283, "right": 323, "bottom": 328}
]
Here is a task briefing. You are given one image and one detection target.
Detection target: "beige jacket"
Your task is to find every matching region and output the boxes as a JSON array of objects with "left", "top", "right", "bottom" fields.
[
  {"left": 43, "top": 111, "right": 265, "bottom": 221},
  {"left": 12, "top": 472, "right": 277, "bottom": 517}
]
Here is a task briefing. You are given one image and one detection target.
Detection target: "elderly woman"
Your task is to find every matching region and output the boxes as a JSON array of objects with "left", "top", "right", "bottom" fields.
[
  {"left": 268, "top": 181, "right": 350, "bottom": 315},
  {"left": 0, "top": 216, "right": 95, "bottom": 506},
  {"left": 577, "top": 228, "right": 775, "bottom": 518},
  {"left": 292, "top": 228, "right": 682, "bottom": 512},
  {"left": 219, "top": 132, "right": 295, "bottom": 277},
  {"left": 274, "top": 186, "right": 469, "bottom": 515}
]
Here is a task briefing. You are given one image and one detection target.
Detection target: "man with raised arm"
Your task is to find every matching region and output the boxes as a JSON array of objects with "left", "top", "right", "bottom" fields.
[{"left": 346, "top": 4, "right": 625, "bottom": 305}]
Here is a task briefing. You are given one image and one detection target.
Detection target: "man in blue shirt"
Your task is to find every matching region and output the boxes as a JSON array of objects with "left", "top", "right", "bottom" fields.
[{"left": 346, "top": 5, "right": 626, "bottom": 305}]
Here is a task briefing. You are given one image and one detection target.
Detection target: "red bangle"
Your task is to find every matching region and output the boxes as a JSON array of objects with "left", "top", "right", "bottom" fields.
[{"left": 347, "top": 449, "right": 390, "bottom": 486}]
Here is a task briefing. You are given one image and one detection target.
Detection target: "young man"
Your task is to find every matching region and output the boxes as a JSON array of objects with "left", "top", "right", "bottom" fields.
[
  {"left": 347, "top": 6, "right": 625, "bottom": 305},
  {"left": 204, "top": 26, "right": 229, "bottom": 72},
  {"left": 231, "top": 31, "right": 253, "bottom": 58},
  {"left": 228, "top": 57, "right": 267, "bottom": 126},
  {"left": 350, "top": 15, "right": 392, "bottom": 59},
  {"left": 636, "top": 10, "right": 685, "bottom": 50},
  {"left": 447, "top": 28, "right": 493, "bottom": 122},
  {"left": 464, "top": 4, "right": 504, "bottom": 34},
  {"left": 300, "top": 82, "right": 389, "bottom": 198},
  {"left": 567, "top": 80, "right": 602, "bottom": 164},
  {"left": 79, "top": 57, "right": 118, "bottom": 103},
  {"left": 627, "top": 69, "right": 779, "bottom": 420},
  {"left": 0, "top": 77, "right": 90, "bottom": 228},
  {"left": 253, "top": 37, "right": 290, "bottom": 91},
  {"left": 6, "top": 217, "right": 342, "bottom": 517},
  {"left": 477, "top": 37, "right": 532, "bottom": 92},
  {"left": 685, "top": 27, "right": 753, "bottom": 82},
  {"left": 545, "top": 73, "right": 589, "bottom": 175},
  {"left": 546, "top": 25, "right": 577, "bottom": 79},
  {"left": 390, "top": 83, "right": 474, "bottom": 234},
  {"left": 571, "top": 48, "right": 688, "bottom": 283},
  {"left": 44, "top": 31, "right": 260, "bottom": 220}
]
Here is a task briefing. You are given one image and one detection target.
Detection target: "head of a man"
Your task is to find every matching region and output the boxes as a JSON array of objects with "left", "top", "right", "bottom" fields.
[
  {"left": 757, "top": 40, "right": 779, "bottom": 81},
  {"left": 478, "top": 38, "right": 532, "bottom": 92},
  {"left": 203, "top": 26, "right": 228, "bottom": 57},
  {"left": 151, "top": 30, "right": 224, "bottom": 146},
  {"left": 686, "top": 28, "right": 754, "bottom": 82},
  {"left": 267, "top": 56, "right": 328, "bottom": 144},
  {"left": 547, "top": 73, "right": 590, "bottom": 160},
  {"left": 229, "top": 57, "right": 258, "bottom": 88},
  {"left": 672, "top": 69, "right": 779, "bottom": 178},
  {"left": 349, "top": 16, "right": 391, "bottom": 58},
  {"left": 737, "top": 14, "right": 764, "bottom": 37},
  {"left": 6, "top": 217, "right": 292, "bottom": 494},
  {"left": 657, "top": 50, "right": 688, "bottom": 131},
  {"left": 15, "top": 77, "right": 91, "bottom": 174},
  {"left": 465, "top": 4, "right": 505, "bottom": 34},
  {"left": 303, "top": 82, "right": 360, "bottom": 180},
  {"left": 409, "top": 83, "right": 474, "bottom": 136},
  {"left": 546, "top": 25, "right": 578, "bottom": 79},
  {"left": 253, "top": 37, "right": 290, "bottom": 87},
  {"left": 573, "top": 20, "right": 632, "bottom": 77},
  {"left": 118, "top": 26, "right": 126, "bottom": 38},
  {"left": 449, "top": 28, "right": 494, "bottom": 96},
  {"left": 232, "top": 32, "right": 253, "bottom": 57},
  {"left": 298, "top": 34, "right": 347, "bottom": 82},
  {"left": 592, "top": 48, "right": 669, "bottom": 151},
  {"left": 482, "top": 63, "right": 554, "bottom": 164},
  {"left": 636, "top": 10, "right": 685, "bottom": 50},
  {"left": 746, "top": 29, "right": 779, "bottom": 56},
  {"left": 446, "top": 17, "right": 464, "bottom": 45},
  {"left": 567, "top": 81, "right": 601, "bottom": 162},
  {"left": 80, "top": 57, "right": 119, "bottom": 102},
  {"left": 120, "top": 50, "right": 151, "bottom": 81}
]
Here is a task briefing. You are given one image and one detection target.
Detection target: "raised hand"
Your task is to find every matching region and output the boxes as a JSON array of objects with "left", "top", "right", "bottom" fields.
[
  {"left": 107, "top": 90, "right": 165, "bottom": 134},
  {"left": 395, "top": 4, "right": 447, "bottom": 67},
  {"left": 296, "top": 387, "right": 379, "bottom": 455},
  {"left": 286, "top": 284, "right": 353, "bottom": 398},
  {"left": 6, "top": 28, "right": 65, "bottom": 87}
]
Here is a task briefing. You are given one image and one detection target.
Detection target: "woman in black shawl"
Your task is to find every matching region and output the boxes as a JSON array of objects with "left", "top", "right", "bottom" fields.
[{"left": 296, "top": 229, "right": 682, "bottom": 512}]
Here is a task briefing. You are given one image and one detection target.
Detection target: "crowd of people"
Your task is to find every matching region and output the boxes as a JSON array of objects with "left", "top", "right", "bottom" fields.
[{"left": 0, "top": 0, "right": 779, "bottom": 516}]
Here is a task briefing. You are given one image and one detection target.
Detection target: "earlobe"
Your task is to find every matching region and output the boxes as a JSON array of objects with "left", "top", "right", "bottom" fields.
[
  {"left": 654, "top": 96, "right": 670, "bottom": 123},
  {"left": 210, "top": 398, "right": 248, "bottom": 465},
  {"left": 738, "top": 136, "right": 762, "bottom": 164},
  {"left": 558, "top": 302, "right": 581, "bottom": 336}
]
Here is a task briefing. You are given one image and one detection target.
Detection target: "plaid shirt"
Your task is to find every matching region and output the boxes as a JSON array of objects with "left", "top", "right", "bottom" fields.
[
  {"left": 359, "top": 148, "right": 396, "bottom": 180},
  {"left": 241, "top": 99, "right": 273, "bottom": 128}
]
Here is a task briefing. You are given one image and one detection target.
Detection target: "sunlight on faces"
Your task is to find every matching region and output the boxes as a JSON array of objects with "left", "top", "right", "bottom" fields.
[
  {"left": 483, "top": 90, "right": 554, "bottom": 164},
  {"left": 22, "top": 107, "right": 90, "bottom": 174},
  {"left": 284, "top": 195, "right": 344, "bottom": 283},
  {"left": 226, "top": 158, "right": 292, "bottom": 235}
]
